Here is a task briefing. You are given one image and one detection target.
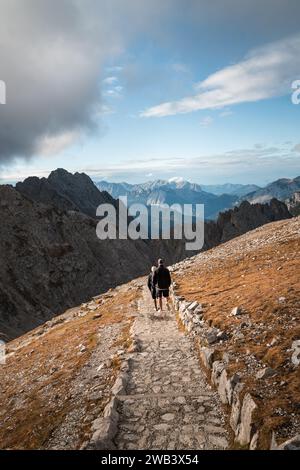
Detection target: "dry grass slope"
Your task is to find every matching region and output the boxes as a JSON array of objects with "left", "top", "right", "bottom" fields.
[
  {"left": 173, "top": 217, "right": 300, "bottom": 448},
  {"left": 0, "top": 284, "right": 139, "bottom": 449}
]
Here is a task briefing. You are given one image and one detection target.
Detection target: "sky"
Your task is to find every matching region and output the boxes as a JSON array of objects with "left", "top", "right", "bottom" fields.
[{"left": 0, "top": 0, "right": 300, "bottom": 186}]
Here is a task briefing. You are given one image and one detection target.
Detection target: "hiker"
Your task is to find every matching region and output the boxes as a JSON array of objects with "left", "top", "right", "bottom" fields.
[
  {"left": 152, "top": 258, "right": 172, "bottom": 313},
  {"left": 147, "top": 266, "right": 158, "bottom": 311}
]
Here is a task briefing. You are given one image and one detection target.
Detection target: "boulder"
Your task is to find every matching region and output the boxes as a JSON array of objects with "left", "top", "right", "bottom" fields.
[
  {"left": 187, "top": 301, "right": 199, "bottom": 311},
  {"left": 235, "top": 393, "right": 257, "bottom": 446},
  {"left": 206, "top": 328, "right": 219, "bottom": 345},
  {"left": 218, "top": 370, "right": 240, "bottom": 405},
  {"left": 256, "top": 367, "right": 276, "bottom": 379},
  {"left": 200, "top": 347, "right": 215, "bottom": 369},
  {"left": 230, "top": 383, "right": 244, "bottom": 433},
  {"left": 231, "top": 306, "right": 242, "bottom": 316},
  {"left": 217, "top": 330, "right": 229, "bottom": 341},
  {"left": 211, "top": 361, "right": 226, "bottom": 386},
  {"left": 291, "top": 340, "right": 300, "bottom": 367},
  {"left": 250, "top": 431, "right": 259, "bottom": 450}
]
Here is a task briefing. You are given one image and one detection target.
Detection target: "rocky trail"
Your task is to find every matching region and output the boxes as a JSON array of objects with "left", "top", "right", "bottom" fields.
[{"left": 114, "top": 283, "right": 229, "bottom": 450}]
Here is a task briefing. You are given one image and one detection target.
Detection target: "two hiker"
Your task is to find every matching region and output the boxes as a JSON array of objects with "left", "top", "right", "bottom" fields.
[{"left": 147, "top": 259, "right": 172, "bottom": 313}]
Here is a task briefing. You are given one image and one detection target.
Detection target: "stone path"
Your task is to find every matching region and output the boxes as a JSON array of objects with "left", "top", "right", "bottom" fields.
[{"left": 114, "top": 283, "right": 229, "bottom": 450}]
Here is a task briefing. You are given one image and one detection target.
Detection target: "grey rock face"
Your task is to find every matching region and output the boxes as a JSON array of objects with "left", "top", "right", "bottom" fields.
[
  {"left": 256, "top": 367, "right": 276, "bottom": 379},
  {"left": 291, "top": 340, "right": 300, "bottom": 367},
  {"left": 0, "top": 185, "right": 187, "bottom": 339},
  {"left": 200, "top": 347, "right": 215, "bottom": 369},
  {"left": 235, "top": 393, "right": 257, "bottom": 446},
  {"left": 16, "top": 168, "right": 116, "bottom": 218},
  {"left": 243, "top": 176, "right": 300, "bottom": 205}
]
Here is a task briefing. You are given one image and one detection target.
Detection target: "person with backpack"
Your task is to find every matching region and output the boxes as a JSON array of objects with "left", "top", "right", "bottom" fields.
[
  {"left": 147, "top": 266, "right": 158, "bottom": 311},
  {"left": 152, "top": 258, "right": 172, "bottom": 313}
]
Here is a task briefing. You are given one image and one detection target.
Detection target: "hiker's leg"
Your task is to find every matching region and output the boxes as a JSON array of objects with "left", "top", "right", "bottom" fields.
[
  {"left": 159, "top": 295, "right": 163, "bottom": 311},
  {"left": 154, "top": 298, "right": 158, "bottom": 311}
]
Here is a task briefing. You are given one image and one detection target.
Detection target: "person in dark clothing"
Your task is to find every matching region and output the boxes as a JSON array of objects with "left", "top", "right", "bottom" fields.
[
  {"left": 152, "top": 258, "right": 172, "bottom": 312},
  {"left": 147, "top": 266, "right": 158, "bottom": 311}
]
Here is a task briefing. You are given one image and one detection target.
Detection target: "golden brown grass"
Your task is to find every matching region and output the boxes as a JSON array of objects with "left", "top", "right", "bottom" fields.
[
  {"left": 0, "top": 288, "right": 137, "bottom": 449},
  {"left": 174, "top": 224, "right": 300, "bottom": 448}
]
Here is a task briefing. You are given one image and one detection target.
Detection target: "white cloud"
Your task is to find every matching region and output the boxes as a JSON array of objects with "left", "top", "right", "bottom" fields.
[
  {"left": 104, "top": 85, "right": 124, "bottom": 98},
  {"left": 141, "top": 33, "right": 300, "bottom": 117},
  {"left": 37, "top": 131, "right": 80, "bottom": 156},
  {"left": 103, "top": 76, "right": 118, "bottom": 85},
  {"left": 200, "top": 116, "right": 213, "bottom": 127}
]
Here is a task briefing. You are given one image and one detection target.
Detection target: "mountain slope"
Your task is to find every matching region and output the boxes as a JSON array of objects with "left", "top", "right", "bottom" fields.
[
  {"left": 0, "top": 217, "right": 298, "bottom": 450},
  {"left": 0, "top": 185, "right": 186, "bottom": 339},
  {"left": 17, "top": 168, "right": 116, "bottom": 218},
  {"left": 172, "top": 216, "right": 300, "bottom": 448},
  {"left": 201, "top": 183, "right": 260, "bottom": 197},
  {"left": 286, "top": 191, "right": 300, "bottom": 216},
  {"left": 243, "top": 176, "right": 300, "bottom": 204}
]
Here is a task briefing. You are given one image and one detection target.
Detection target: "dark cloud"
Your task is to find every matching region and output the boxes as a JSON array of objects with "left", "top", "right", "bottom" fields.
[{"left": 0, "top": 0, "right": 172, "bottom": 163}]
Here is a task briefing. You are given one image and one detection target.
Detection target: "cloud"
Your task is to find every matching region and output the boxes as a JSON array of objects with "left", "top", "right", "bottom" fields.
[
  {"left": 141, "top": 33, "right": 300, "bottom": 117},
  {"left": 104, "top": 85, "right": 124, "bottom": 98},
  {"left": 200, "top": 116, "right": 213, "bottom": 127},
  {"left": 78, "top": 143, "right": 299, "bottom": 177},
  {"left": 293, "top": 144, "right": 300, "bottom": 153},
  {"left": 0, "top": 0, "right": 173, "bottom": 164},
  {"left": 103, "top": 76, "right": 118, "bottom": 85},
  {"left": 37, "top": 131, "right": 80, "bottom": 156},
  {"left": 172, "top": 63, "right": 190, "bottom": 74}
]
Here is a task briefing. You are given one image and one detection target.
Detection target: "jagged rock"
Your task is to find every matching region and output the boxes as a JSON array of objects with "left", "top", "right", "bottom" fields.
[
  {"left": 256, "top": 367, "right": 276, "bottom": 379},
  {"left": 250, "top": 431, "right": 259, "bottom": 450},
  {"left": 211, "top": 361, "right": 226, "bottom": 386},
  {"left": 194, "top": 305, "right": 203, "bottom": 315},
  {"left": 206, "top": 328, "right": 219, "bottom": 345},
  {"left": 291, "top": 340, "right": 300, "bottom": 366},
  {"left": 235, "top": 393, "right": 257, "bottom": 446},
  {"left": 89, "top": 417, "right": 117, "bottom": 450},
  {"left": 200, "top": 347, "right": 215, "bottom": 369},
  {"left": 187, "top": 301, "right": 199, "bottom": 311},
  {"left": 218, "top": 370, "right": 240, "bottom": 405},
  {"left": 222, "top": 352, "right": 230, "bottom": 364},
  {"left": 93, "top": 313, "right": 102, "bottom": 319},
  {"left": 231, "top": 306, "right": 242, "bottom": 316},
  {"left": 230, "top": 383, "right": 244, "bottom": 433},
  {"left": 217, "top": 330, "right": 229, "bottom": 341}
]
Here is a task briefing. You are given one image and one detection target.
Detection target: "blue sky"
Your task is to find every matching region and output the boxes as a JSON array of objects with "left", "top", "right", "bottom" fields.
[{"left": 0, "top": 0, "right": 299, "bottom": 186}]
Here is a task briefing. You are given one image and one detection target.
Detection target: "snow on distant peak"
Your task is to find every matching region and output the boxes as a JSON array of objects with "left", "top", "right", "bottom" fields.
[{"left": 168, "top": 176, "right": 186, "bottom": 183}]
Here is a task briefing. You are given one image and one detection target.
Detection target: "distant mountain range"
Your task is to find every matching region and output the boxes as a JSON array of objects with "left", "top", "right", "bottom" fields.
[
  {"left": 200, "top": 183, "right": 260, "bottom": 197},
  {"left": 96, "top": 179, "right": 238, "bottom": 219},
  {"left": 96, "top": 176, "right": 300, "bottom": 219}
]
